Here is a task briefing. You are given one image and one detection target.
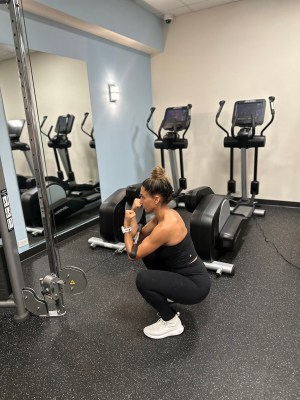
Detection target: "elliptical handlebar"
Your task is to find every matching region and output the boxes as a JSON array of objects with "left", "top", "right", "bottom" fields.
[
  {"left": 146, "top": 107, "right": 159, "bottom": 138},
  {"left": 260, "top": 96, "right": 275, "bottom": 136},
  {"left": 40, "top": 115, "right": 53, "bottom": 139},
  {"left": 147, "top": 107, "right": 156, "bottom": 124},
  {"left": 182, "top": 104, "right": 192, "bottom": 138},
  {"left": 216, "top": 100, "right": 229, "bottom": 137},
  {"left": 81, "top": 112, "right": 94, "bottom": 139},
  {"left": 81, "top": 112, "right": 89, "bottom": 129},
  {"left": 269, "top": 96, "right": 275, "bottom": 115},
  {"left": 40, "top": 115, "right": 47, "bottom": 130}
]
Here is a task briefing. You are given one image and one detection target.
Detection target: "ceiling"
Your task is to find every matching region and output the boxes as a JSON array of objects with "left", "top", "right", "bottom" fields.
[{"left": 134, "top": 0, "right": 240, "bottom": 17}]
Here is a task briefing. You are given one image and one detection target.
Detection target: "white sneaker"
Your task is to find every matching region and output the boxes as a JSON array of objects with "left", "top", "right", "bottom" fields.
[{"left": 143, "top": 313, "right": 184, "bottom": 339}]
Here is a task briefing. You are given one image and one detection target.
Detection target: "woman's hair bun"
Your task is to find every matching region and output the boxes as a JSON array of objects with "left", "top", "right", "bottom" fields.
[
  {"left": 150, "top": 166, "right": 166, "bottom": 180},
  {"left": 142, "top": 166, "right": 173, "bottom": 204}
]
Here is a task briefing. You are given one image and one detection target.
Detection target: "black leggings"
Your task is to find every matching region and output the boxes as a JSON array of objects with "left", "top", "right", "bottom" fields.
[{"left": 136, "top": 253, "right": 211, "bottom": 321}]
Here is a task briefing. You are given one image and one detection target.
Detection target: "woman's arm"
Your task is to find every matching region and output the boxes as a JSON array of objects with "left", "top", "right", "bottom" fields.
[
  {"left": 123, "top": 198, "right": 142, "bottom": 238},
  {"left": 139, "top": 217, "right": 157, "bottom": 241},
  {"left": 123, "top": 220, "right": 169, "bottom": 261}
]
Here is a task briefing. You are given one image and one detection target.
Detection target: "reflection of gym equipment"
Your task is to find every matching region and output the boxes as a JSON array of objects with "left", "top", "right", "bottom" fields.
[
  {"left": 41, "top": 114, "right": 100, "bottom": 193},
  {"left": 0, "top": 0, "right": 87, "bottom": 321},
  {"left": 185, "top": 97, "right": 276, "bottom": 275},
  {"left": 21, "top": 114, "right": 101, "bottom": 234},
  {"left": 146, "top": 104, "right": 192, "bottom": 205},
  {"left": 7, "top": 117, "right": 84, "bottom": 233},
  {"left": 7, "top": 119, "right": 35, "bottom": 191},
  {"left": 81, "top": 112, "right": 100, "bottom": 190},
  {"left": 81, "top": 112, "right": 95, "bottom": 149}
]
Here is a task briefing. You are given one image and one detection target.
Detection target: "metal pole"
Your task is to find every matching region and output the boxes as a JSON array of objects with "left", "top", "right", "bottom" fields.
[
  {"left": 168, "top": 150, "right": 180, "bottom": 192},
  {"left": 240, "top": 148, "right": 248, "bottom": 201},
  {"left": 2, "top": 0, "right": 65, "bottom": 314}
]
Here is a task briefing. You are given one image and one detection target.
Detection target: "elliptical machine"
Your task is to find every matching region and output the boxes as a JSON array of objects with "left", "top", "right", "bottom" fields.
[
  {"left": 42, "top": 114, "right": 100, "bottom": 195},
  {"left": 21, "top": 114, "right": 101, "bottom": 234},
  {"left": 81, "top": 112, "right": 95, "bottom": 149},
  {"left": 217, "top": 96, "right": 275, "bottom": 216},
  {"left": 87, "top": 104, "right": 192, "bottom": 251},
  {"left": 7, "top": 118, "right": 83, "bottom": 234},
  {"left": 7, "top": 119, "right": 36, "bottom": 192},
  {"left": 80, "top": 112, "right": 100, "bottom": 191},
  {"left": 146, "top": 104, "right": 192, "bottom": 205},
  {"left": 185, "top": 96, "right": 275, "bottom": 275}
]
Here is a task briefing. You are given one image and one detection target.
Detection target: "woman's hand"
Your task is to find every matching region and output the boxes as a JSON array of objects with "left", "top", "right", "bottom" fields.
[
  {"left": 131, "top": 197, "right": 142, "bottom": 212},
  {"left": 124, "top": 209, "right": 136, "bottom": 226}
]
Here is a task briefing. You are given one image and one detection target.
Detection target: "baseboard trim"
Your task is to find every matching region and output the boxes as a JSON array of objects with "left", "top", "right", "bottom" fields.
[
  {"left": 257, "top": 199, "right": 300, "bottom": 208},
  {"left": 20, "top": 216, "right": 99, "bottom": 261}
]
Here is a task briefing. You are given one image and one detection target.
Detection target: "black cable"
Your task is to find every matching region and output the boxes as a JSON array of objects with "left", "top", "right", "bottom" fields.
[{"left": 254, "top": 217, "right": 300, "bottom": 270}]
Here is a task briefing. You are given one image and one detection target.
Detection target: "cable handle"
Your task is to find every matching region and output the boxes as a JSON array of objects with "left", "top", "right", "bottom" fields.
[{"left": 129, "top": 224, "right": 143, "bottom": 259}]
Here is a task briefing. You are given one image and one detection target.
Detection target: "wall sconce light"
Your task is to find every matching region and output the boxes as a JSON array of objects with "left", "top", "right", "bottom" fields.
[{"left": 108, "top": 83, "right": 119, "bottom": 103}]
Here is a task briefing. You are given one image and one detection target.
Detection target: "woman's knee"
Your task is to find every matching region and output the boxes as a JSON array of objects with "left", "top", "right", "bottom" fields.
[
  {"left": 195, "top": 279, "right": 211, "bottom": 303},
  {"left": 182, "top": 277, "right": 211, "bottom": 304}
]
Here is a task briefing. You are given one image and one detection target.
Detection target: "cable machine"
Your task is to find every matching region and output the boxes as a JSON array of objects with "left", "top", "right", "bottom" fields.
[{"left": 0, "top": 0, "right": 87, "bottom": 320}]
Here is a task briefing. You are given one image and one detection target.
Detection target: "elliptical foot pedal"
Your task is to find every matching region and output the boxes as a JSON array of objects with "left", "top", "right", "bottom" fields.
[{"left": 232, "top": 204, "right": 253, "bottom": 218}]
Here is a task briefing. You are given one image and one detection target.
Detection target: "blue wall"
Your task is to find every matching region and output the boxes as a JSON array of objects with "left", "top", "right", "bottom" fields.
[
  {"left": 0, "top": 0, "right": 163, "bottom": 252},
  {"left": 0, "top": 92, "right": 29, "bottom": 251}
]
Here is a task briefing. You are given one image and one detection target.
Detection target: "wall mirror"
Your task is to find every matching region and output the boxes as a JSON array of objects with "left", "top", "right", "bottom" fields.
[{"left": 0, "top": 43, "right": 100, "bottom": 250}]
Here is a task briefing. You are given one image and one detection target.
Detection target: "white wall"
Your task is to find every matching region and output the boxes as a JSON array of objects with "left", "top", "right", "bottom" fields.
[
  {"left": 0, "top": 52, "right": 98, "bottom": 184},
  {"left": 151, "top": 0, "right": 300, "bottom": 202}
]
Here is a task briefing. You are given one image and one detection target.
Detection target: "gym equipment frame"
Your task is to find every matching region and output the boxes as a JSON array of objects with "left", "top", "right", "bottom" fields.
[{"left": 0, "top": 0, "right": 87, "bottom": 320}]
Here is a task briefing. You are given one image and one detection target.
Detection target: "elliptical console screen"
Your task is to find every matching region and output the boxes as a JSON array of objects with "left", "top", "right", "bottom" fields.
[
  {"left": 162, "top": 106, "right": 191, "bottom": 131},
  {"left": 7, "top": 119, "right": 25, "bottom": 140},
  {"left": 232, "top": 99, "right": 266, "bottom": 127},
  {"left": 55, "top": 115, "right": 75, "bottom": 134}
]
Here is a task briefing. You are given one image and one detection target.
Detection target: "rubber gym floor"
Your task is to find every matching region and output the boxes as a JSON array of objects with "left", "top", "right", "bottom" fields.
[{"left": 0, "top": 205, "right": 299, "bottom": 400}]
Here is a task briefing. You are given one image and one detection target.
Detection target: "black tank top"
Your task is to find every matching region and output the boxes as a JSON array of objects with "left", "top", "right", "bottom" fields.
[{"left": 153, "top": 234, "right": 207, "bottom": 276}]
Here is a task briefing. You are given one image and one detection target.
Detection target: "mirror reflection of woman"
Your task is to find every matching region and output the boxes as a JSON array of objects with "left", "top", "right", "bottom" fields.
[{"left": 123, "top": 166, "right": 211, "bottom": 339}]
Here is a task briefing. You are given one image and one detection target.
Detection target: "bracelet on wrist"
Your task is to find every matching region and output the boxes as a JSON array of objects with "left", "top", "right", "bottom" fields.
[{"left": 121, "top": 226, "right": 132, "bottom": 234}]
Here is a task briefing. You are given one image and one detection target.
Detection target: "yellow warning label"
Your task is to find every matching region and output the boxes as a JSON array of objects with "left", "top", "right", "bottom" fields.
[{"left": 69, "top": 280, "right": 76, "bottom": 285}]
